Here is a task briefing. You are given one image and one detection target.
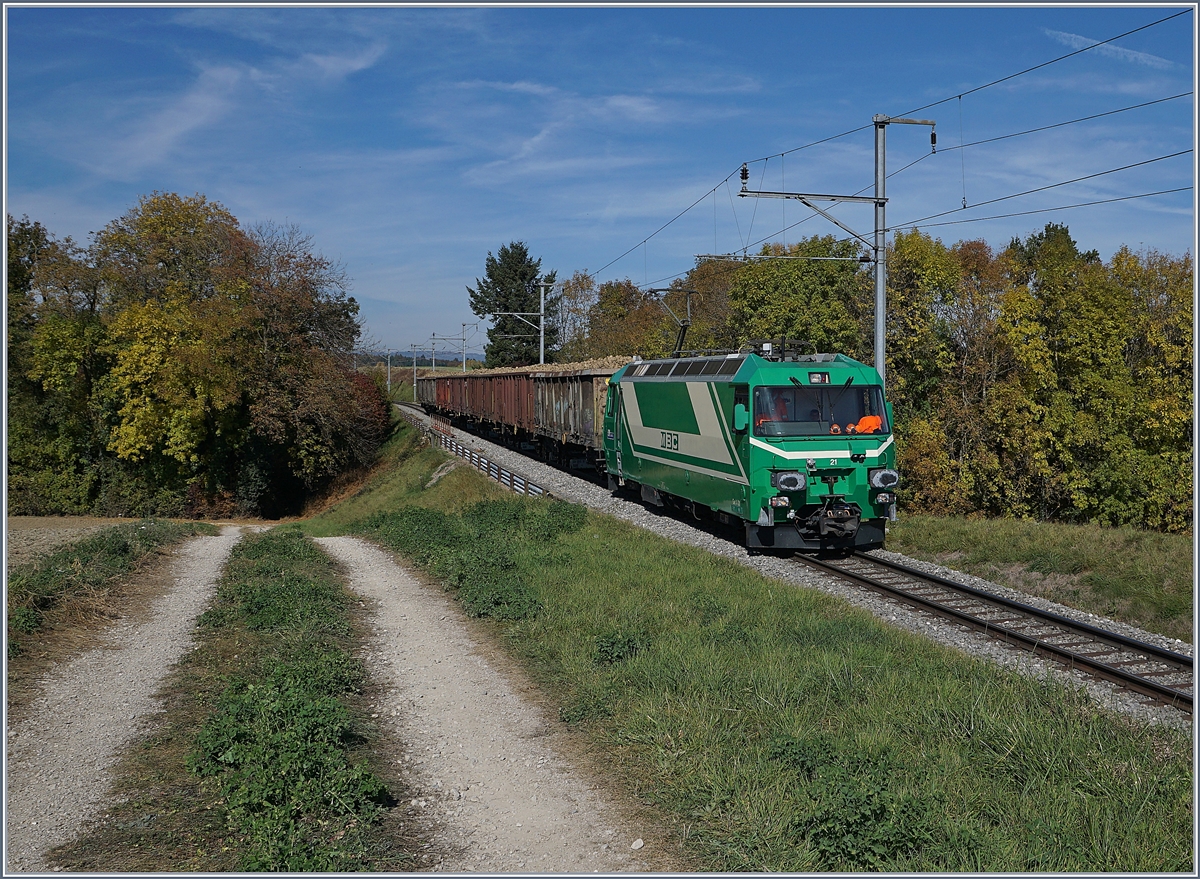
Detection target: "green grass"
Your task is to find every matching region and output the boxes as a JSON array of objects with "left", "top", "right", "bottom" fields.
[
  {"left": 6, "top": 519, "right": 217, "bottom": 657},
  {"left": 887, "top": 515, "right": 1193, "bottom": 642},
  {"left": 304, "top": 424, "right": 1193, "bottom": 872},
  {"left": 49, "top": 528, "right": 414, "bottom": 873},
  {"left": 300, "top": 423, "right": 506, "bottom": 537}
]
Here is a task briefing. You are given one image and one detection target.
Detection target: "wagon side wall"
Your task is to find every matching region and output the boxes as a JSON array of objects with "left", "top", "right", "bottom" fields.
[
  {"left": 415, "top": 376, "right": 437, "bottom": 407},
  {"left": 532, "top": 370, "right": 614, "bottom": 449}
]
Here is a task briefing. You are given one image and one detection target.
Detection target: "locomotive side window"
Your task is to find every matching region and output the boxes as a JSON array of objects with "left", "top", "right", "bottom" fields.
[{"left": 753, "top": 383, "right": 889, "bottom": 437}]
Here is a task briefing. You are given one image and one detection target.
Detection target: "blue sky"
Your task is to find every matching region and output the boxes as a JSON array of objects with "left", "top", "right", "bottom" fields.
[{"left": 5, "top": 5, "right": 1195, "bottom": 354}]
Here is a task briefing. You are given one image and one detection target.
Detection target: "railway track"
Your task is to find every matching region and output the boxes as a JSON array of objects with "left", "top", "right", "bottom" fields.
[
  {"left": 795, "top": 552, "right": 1193, "bottom": 713},
  {"left": 399, "top": 400, "right": 1193, "bottom": 717}
]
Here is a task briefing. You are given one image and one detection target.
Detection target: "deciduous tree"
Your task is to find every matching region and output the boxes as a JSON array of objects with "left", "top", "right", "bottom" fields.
[{"left": 6, "top": 195, "right": 388, "bottom": 518}]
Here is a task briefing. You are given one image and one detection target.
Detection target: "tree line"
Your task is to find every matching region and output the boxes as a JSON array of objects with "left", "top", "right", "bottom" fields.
[
  {"left": 473, "top": 226, "right": 1192, "bottom": 533},
  {"left": 7, "top": 194, "right": 390, "bottom": 518}
]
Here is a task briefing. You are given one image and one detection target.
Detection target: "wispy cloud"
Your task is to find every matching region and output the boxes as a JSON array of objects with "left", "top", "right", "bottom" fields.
[
  {"left": 1043, "top": 29, "right": 1175, "bottom": 69},
  {"left": 102, "top": 64, "right": 242, "bottom": 176},
  {"left": 457, "top": 79, "right": 561, "bottom": 97},
  {"left": 84, "top": 39, "right": 388, "bottom": 177},
  {"left": 300, "top": 41, "right": 387, "bottom": 81}
]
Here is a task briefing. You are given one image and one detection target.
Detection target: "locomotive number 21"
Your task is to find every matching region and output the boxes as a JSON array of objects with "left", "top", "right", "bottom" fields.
[{"left": 660, "top": 431, "right": 680, "bottom": 450}]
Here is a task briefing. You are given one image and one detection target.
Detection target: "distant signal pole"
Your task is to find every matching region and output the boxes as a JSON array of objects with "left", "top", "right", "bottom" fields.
[{"left": 410, "top": 343, "right": 419, "bottom": 398}]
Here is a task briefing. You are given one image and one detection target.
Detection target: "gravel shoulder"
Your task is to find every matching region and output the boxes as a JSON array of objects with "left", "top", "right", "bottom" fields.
[
  {"left": 316, "top": 536, "right": 679, "bottom": 873},
  {"left": 404, "top": 408, "right": 1192, "bottom": 731},
  {"left": 3, "top": 526, "right": 243, "bottom": 873}
]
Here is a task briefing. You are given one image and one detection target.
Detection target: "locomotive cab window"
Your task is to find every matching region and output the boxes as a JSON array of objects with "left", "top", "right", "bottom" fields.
[{"left": 753, "top": 383, "right": 889, "bottom": 437}]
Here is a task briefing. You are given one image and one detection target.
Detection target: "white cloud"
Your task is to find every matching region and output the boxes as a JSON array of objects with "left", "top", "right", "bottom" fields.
[
  {"left": 300, "top": 41, "right": 387, "bottom": 81},
  {"left": 102, "top": 65, "right": 242, "bottom": 176},
  {"left": 456, "top": 79, "right": 562, "bottom": 98},
  {"left": 1043, "top": 29, "right": 1175, "bottom": 69}
]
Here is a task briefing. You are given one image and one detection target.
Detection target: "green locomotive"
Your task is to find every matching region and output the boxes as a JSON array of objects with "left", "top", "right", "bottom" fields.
[{"left": 602, "top": 348, "right": 898, "bottom": 551}]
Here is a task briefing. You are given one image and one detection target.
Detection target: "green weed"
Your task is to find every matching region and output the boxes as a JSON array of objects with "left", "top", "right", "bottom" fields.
[
  {"left": 46, "top": 527, "right": 415, "bottom": 873},
  {"left": 356, "top": 497, "right": 585, "bottom": 622},
  {"left": 6, "top": 519, "right": 215, "bottom": 657},
  {"left": 304, "top": 426, "right": 1193, "bottom": 872},
  {"left": 185, "top": 529, "right": 398, "bottom": 871}
]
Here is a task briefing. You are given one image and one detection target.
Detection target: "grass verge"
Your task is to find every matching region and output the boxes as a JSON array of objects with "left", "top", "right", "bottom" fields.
[
  {"left": 303, "top": 423, "right": 1193, "bottom": 872},
  {"left": 49, "top": 528, "right": 417, "bottom": 872},
  {"left": 887, "top": 515, "right": 1193, "bottom": 642},
  {"left": 301, "top": 420, "right": 506, "bottom": 538},
  {"left": 6, "top": 518, "right": 216, "bottom": 658}
]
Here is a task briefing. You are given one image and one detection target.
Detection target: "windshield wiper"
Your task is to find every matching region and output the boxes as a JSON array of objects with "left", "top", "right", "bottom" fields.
[{"left": 828, "top": 375, "right": 854, "bottom": 412}]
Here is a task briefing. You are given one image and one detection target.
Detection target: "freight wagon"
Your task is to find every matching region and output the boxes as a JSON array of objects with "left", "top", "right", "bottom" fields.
[
  {"left": 416, "top": 359, "right": 622, "bottom": 467},
  {"left": 417, "top": 347, "right": 898, "bottom": 551}
]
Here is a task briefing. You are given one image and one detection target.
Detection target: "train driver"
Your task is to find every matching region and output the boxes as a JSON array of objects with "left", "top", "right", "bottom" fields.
[{"left": 755, "top": 389, "right": 791, "bottom": 428}]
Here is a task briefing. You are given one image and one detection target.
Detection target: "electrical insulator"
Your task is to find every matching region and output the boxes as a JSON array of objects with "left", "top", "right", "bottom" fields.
[
  {"left": 740, "top": 163, "right": 749, "bottom": 188},
  {"left": 930, "top": 130, "right": 937, "bottom": 153}
]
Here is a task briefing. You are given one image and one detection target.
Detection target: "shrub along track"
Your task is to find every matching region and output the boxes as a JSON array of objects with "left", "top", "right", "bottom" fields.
[{"left": 4, "top": 526, "right": 243, "bottom": 872}]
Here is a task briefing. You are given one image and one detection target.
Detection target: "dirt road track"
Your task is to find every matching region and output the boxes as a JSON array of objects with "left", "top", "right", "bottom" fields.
[
  {"left": 317, "top": 536, "right": 669, "bottom": 873},
  {"left": 4, "top": 526, "right": 243, "bottom": 873}
]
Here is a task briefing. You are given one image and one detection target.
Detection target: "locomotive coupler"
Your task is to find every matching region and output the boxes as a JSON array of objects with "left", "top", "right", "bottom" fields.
[{"left": 803, "top": 494, "right": 861, "bottom": 539}]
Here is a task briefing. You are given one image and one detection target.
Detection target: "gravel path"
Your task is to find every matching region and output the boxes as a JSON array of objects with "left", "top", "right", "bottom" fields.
[
  {"left": 316, "top": 536, "right": 665, "bottom": 873},
  {"left": 4, "top": 526, "right": 243, "bottom": 873},
  {"left": 405, "top": 409, "right": 1191, "bottom": 731}
]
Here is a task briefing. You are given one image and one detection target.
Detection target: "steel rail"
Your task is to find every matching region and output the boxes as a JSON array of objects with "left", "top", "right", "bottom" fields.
[
  {"left": 863, "top": 552, "right": 1193, "bottom": 669},
  {"left": 795, "top": 553, "right": 1192, "bottom": 713}
]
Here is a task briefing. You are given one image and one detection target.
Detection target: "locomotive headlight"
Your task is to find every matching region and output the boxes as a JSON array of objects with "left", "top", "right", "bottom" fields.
[
  {"left": 771, "top": 471, "right": 807, "bottom": 492},
  {"left": 874, "top": 492, "right": 895, "bottom": 505},
  {"left": 869, "top": 468, "right": 900, "bottom": 489},
  {"left": 769, "top": 495, "right": 791, "bottom": 508}
]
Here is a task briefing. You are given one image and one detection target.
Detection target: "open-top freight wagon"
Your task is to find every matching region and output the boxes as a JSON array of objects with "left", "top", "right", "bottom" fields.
[
  {"left": 415, "top": 358, "right": 623, "bottom": 466},
  {"left": 416, "top": 347, "right": 899, "bottom": 551}
]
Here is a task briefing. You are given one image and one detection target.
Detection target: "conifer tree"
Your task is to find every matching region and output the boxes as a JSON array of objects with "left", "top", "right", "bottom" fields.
[{"left": 467, "top": 241, "right": 557, "bottom": 367}]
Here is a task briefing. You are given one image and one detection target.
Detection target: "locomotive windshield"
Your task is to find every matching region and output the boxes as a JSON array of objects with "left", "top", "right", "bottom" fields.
[{"left": 753, "top": 382, "right": 889, "bottom": 437}]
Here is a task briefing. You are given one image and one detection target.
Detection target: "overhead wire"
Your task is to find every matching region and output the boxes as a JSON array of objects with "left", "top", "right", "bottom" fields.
[
  {"left": 905, "top": 187, "right": 1192, "bottom": 230},
  {"left": 748, "top": 9, "right": 1190, "bottom": 165},
  {"left": 745, "top": 160, "right": 769, "bottom": 248},
  {"left": 743, "top": 97, "right": 1190, "bottom": 253},
  {"left": 938, "top": 92, "right": 1192, "bottom": 153},
  {"left": 593, "top": 168, "right": 740, "bottom": 276},
  {"left": 897, "top": 8, "right": 1185, "bottom": 118},
  {"left": 891, "top": 149, "right": 1192, "bottom": 229},
  {"left": 958, "top": 96, "right": 968, "bottom": 209},
  {"left": 740, "top": 150, "right": 936, "bottom": 256},
  {"left": 593, "top": 8, "right": 1191, "bottom": 279}
]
